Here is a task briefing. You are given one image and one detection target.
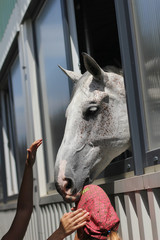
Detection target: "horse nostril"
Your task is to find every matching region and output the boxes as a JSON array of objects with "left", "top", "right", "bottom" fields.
[
  {"left": 64, "top": 178, "right": 74, "bottom": 194},
  {"left": 84, "top": 177, "right": 90, "bottom": 186}
]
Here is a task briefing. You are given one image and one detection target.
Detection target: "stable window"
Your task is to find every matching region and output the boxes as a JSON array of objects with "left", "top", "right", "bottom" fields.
[
  {"left": 33, "top": 0, "right": 71, "bottom": 184},
  {"left": 10, "top": 56, "right": 27, "bottom": 183},
  {"left": 114, "top": 0, "right": 160, "bottom": 173},
  {"left": 131, "top": 0, "right": 160, "bottom": 153},
  {"left": 74, "top": 0, "right": 121, "bottom": 71},
  {"left": 1, "top": 91, "right": 18, "bottom": 196},
  {"left": 0, "top": 55, "right": 27, "bottom": 197},
  {"left": 0, "top": 89, "right": 18, "bottom": 197}
]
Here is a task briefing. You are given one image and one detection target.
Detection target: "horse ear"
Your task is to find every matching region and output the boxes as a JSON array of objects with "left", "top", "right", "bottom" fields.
[
  {"left": 82, "top": 52, "right": 105, "bottom": 83},
  {"left": 58, "top": 65, "right": 81, "bottom": 83}
]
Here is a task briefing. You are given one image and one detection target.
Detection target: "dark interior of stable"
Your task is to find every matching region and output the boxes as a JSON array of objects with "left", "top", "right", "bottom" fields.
[
  {"left": 74, "top": 0, "right": 132, "bottom": 178},
  {"left": 74, "top": 0, "right": 122, "bottom": 72}
]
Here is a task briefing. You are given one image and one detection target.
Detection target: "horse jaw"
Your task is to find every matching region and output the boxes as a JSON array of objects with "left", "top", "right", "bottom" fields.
[
  {"left": 89, "top": 139, "right": 131, "bottom": 181},
  {"left": 55, "top": 131, "right": 130, "bottom": 203}
]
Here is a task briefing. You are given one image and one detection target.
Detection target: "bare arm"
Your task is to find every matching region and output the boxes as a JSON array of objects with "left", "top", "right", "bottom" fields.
[
  {"left": 2, "top": 139, "right": 42, "bottom": 240},
  {"left": 47, "top": 209, "right": 89, "bottom": 240}
]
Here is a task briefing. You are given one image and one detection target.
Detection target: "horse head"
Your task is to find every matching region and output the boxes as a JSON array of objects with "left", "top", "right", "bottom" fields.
[{"left": 55, "top": 53, "right": 130, "bottom": 202}]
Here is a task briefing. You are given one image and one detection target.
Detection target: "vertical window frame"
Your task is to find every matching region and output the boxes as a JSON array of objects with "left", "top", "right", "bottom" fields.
[
  {"left": 114, "top": 0, "right": 148, "bottom": 174},
  {"left": 18, "top": 21, "right": 47, "bottom": 196},
  {"left": 32, "top": 0, "right": 76, "bottom": 189}
]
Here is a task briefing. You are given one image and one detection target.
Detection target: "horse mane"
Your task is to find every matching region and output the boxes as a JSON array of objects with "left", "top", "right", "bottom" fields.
[
  {"left": 103, "top": 65, "right": 123, "bottom": 76},
  {"left": 70, "top": 72, "right": 90, "bottom": 100}
]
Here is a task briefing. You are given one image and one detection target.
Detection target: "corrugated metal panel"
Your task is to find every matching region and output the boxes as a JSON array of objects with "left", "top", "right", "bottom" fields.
[
  {"left": 0, "top": 209, "right": 15, "bottom": 237},
  {"left": 147, "top": 189, "right": 160, "bottom": 239},
  {"left": 0, "top": 0, "right": 17, "bottom": 41},
  {"left": 115, "top": 194, "right": 129, "bottom": 240},
  {"left": 124, "top": 192, "right": 141, "bottom": 240},
  {"left": 38, "top": 203, "right": 75, "bottom": 240},
  {"left": 135, "top": 191, "right": 153, "bottom": 240},
  {"left": 0, "top": 184, "right": 160, "bottom": 240},
  {"left": 0, "top": 172, "right": 160, "bottom": 240},
  {"left": 115, "top": 188, "right": 160, "bottom": 240}
]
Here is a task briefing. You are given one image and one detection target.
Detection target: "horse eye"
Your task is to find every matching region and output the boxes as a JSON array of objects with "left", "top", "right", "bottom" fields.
[
  {"left": 84, "top": 106, "right": 99, "bottom": 119},
  {"left": 89, "top": 106, "right": 98, "bottom": 112}
]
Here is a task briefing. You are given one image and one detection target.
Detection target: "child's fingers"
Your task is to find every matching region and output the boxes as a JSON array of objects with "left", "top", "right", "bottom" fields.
[
  {"left": 73, "top": 220, "right": 87, "bottom": 230},
  {"left": 70, "top": 220, "right": 87, "bottom": 232},
  {"left": 68, "top": 209, "right": 83, "bottom": 217},
  {"left": 68, "top": 209, "right": 89, "bottom": 222},
  {"left": 34, "top": 139, "right": 42, "bottom": 147},
  {"left": 37, "top": 140, "right": 43, "bottom": 148},
  {"left": 74, "top": 212, "right": 90, "bottom": 224},
  {"left": 35, "top": 139, "right": 43, "bottom": 144},
  {"left": 29, "top": 139, "right": 43, "bottom": 151}
]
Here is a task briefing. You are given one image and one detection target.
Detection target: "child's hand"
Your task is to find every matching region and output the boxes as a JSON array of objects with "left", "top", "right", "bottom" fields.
[
  {"left": 26, "top": 139, "right": 42, "bottom": 167},
  {"left": 58, "top": 209, "right": 90, "bottom": 239}
]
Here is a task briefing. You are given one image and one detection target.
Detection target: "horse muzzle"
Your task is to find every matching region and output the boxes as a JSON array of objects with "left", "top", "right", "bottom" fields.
[
  {"left": 55, "top": 178, "right": 82, "bottom": 203},
  {"left": 55, "top": 171, "right": 91, "bottom": 202}
]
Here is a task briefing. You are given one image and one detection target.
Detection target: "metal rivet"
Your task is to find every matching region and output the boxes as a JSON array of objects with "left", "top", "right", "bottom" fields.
[
  {"left": 153, "top": 156, "right": 158, "bottom": 162},
  {"left": 127, "top": 164, "right": 131, "bottom": 169}
]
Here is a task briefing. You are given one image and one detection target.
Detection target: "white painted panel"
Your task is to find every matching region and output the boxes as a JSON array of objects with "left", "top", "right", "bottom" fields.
[
  {"left": 45, "top": 205, "right": 52, "bottom": 238},
  {"left": 148, "top": 189, "right": 160, "bottom": 240},
  {"left": 1, "top": 179, "right": 160, "bottom": 240},
  {"left": 115, "top": 195, "right": 129, "bottom": 240},
  {"left": 135, "top": 191, "right": 153, "bottom": 240},
  {"left": 124, "top": 193, "right": 140, "bottom": 240}
]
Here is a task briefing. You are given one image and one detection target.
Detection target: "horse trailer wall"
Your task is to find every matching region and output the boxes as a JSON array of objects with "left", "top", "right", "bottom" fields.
[
  {"left": 0, "top": 203, "right": 75, "bottom": 240},
  {"left": 1, "top": 171, "right": 160, "bottom": 240}
]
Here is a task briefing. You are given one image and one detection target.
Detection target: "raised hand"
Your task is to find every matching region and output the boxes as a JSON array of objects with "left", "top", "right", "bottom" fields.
[{"left": 26, "top": 139, "right": 42, "bottom": 167}]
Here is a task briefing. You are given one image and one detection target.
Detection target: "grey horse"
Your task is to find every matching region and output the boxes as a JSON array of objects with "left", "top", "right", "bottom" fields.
[{"left": 55, "top": 53, "right": 130, "bottom": 202}]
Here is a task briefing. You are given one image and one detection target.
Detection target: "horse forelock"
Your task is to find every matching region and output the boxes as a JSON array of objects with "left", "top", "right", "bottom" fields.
[
  {"left": 106, "top": 72, "right": 125, "bottom": 97},
  {"left": 103, "top": 65, "right": 123, "bottom": 76},
  {"left": 70, "top": 72, "right": 91, "bottom": 100}
]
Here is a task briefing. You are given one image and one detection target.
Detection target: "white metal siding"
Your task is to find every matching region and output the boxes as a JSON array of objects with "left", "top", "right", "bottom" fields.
[{"left": 1, "top": 179, "right": 160, "bottom": 240}]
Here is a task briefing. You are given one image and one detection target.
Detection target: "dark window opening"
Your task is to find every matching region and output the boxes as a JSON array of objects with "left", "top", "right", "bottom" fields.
[
  {"left": 74, "top": 0, "right": 122, "bottom": 72},
  {"left": 74, "top": 0, "right": 133, "bottom": 178}
]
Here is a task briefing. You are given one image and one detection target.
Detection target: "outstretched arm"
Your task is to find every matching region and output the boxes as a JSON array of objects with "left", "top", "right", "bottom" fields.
[
  {"left": 47, "top": 209, "right": 90, "bottom": 240},
  {"left": 2, "top": 139, "right": 42, "bottom": 240}
]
